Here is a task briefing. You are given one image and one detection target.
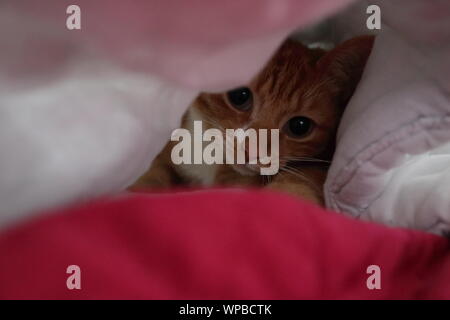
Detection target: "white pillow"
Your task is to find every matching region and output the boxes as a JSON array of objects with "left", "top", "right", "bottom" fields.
[{"left": 324, "top": 0, "right": 450, "bottom": 235}]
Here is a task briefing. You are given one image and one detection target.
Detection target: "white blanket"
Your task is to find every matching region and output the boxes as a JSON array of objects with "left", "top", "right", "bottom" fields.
[{"left": 324, "top": 0, "right": 450, "bottom": 235}]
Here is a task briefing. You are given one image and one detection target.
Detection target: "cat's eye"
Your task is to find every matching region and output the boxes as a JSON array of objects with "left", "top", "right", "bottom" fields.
[
  {"left": 284, "top": 116, "right": 314, "bottom": 138},
  {"left": 226, "top": 87, "right": 253, "bottom": 111}
]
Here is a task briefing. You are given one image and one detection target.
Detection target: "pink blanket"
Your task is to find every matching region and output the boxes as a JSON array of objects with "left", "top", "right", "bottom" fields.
[{"left": 1, "top": 191, "right": 449, "bottom": 299}]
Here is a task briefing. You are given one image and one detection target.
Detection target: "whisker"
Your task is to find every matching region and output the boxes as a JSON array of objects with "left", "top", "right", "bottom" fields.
[
  {"left": 280, "top": 156, "right": 331, "bottom": 164},
  {"left": 280, "top": 165, "right": 323, "bottom": 195}
]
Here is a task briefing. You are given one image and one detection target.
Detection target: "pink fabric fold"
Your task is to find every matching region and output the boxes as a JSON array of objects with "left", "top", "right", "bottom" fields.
[{"left": 1, "top": 191, "right": 449, "bottom": 299}]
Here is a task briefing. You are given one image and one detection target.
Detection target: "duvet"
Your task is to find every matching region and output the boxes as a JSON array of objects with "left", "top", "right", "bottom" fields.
[{"left": 1, "top": 191, "right": 449, "bottom": 299}]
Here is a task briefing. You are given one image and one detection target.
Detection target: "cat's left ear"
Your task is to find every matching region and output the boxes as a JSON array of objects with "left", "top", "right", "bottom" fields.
[{"left": 317, "top": 35, "right": 375, "bottom": 107}]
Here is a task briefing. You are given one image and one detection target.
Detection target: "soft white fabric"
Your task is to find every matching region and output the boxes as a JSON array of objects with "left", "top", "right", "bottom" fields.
[
  {"left": 324, "top": 0, "right": 450, "bottom": 235},
  {"left": 0, "top": 5, "right": 197, "bottom": 227}
]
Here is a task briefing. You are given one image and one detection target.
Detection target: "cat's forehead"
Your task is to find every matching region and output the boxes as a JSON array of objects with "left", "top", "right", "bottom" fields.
[
  {"left": 260, "top": 41, "right": 310, "bottom": 73},
  {"left": 251, "top": 40, "right": 322, "bottom": 102}
]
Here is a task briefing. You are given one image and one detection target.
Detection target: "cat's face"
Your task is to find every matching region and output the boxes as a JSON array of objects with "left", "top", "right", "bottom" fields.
[{"left": 192, "top": 37, "right": 373, "bottom": 175}]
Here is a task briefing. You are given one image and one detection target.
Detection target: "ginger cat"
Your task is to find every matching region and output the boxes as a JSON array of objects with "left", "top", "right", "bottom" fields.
[{"left": 131, "top": 36, "right": 374, "bottom": 205}]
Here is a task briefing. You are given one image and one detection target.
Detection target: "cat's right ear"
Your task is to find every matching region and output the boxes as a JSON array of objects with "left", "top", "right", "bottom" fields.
[{"left": 317, "top": 35, "right": 375, "bottom": 107}]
